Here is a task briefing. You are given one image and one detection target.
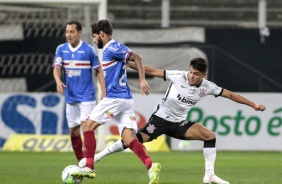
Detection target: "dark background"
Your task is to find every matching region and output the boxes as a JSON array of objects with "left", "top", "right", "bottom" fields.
[{"left": 1, "top": 28, "right": 281, "bottom": 92}]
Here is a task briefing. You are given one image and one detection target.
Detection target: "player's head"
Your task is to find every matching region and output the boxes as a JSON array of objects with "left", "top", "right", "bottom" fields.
[
  {"left": 65, "top": 20, "right": 82, "bottom": 47},
  {"left": 91, "top": 19, "right": 113, "bottom": 49},
  {"left": 188, "top": 57, "right": 208, "bottom": 86}
]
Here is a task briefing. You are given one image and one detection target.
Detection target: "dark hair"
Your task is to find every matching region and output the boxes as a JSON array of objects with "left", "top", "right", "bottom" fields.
[
  {"left": 190, "top": 57, "right": 208, "bottom": 73},
  {"left": 66, "top": 20, "right": 82, "bottom": 32},
  {"left": 91, "top": 19, "right": 113, "bottom": 35}
]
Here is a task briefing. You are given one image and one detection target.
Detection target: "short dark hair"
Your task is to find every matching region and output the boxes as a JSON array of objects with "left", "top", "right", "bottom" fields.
[
  {"left": 190, "top": 57, "right": 208, "bottom": 73},
  {"left": 91, "top": 19, "right": 113, "bottom": 35},
  {"left": 66, "top": 20, "right": 82, "bottom": 32}
]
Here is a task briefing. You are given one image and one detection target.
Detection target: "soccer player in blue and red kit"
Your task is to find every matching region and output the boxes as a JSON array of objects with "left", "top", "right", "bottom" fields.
[
  {"left": 53, "top": 20, "right": 106, "bottom": 162},
  {"left": 71, "top": 19, "right": 161, "bottom": 184}
]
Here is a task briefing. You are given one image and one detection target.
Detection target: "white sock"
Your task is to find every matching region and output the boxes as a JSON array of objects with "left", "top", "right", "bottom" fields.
[
  {"left": 203, "top": 147, "right": 216, "bottom": 177},
  {"left": 97, "top": 140, "right": 125, "bottom": 158}
]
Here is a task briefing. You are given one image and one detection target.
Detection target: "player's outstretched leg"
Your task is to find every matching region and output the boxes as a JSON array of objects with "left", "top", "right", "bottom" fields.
[
  {"left": 148, "top": 163, "right": 161, "bottom": 184},
  {"left": 71, "top": 167, "right": 96, "bottom": 179},
  {"left": 203, "top": 175, "right": 229, "bottom": 184}
]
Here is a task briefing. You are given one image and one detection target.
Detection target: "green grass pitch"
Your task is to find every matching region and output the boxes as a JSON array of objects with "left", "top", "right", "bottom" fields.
[{"left": 0, "top": 151, "right": 281, "bottom": 184}]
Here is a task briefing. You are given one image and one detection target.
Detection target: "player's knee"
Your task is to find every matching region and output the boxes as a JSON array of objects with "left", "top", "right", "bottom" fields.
[
  {"left": 69, "top": 126, "right": 80, "bottom": 137},
  {"left": 204, "top": 138, "right": 216, "bottom": 148},
  {"left": 121, "top": 138, "right": 133, "bottom": 147},
  {"left": 135, "top": 132, "right": 144, "bottom": 143},
  {"left": 203, "top": 130, "right": 216, "bottom": 141}
]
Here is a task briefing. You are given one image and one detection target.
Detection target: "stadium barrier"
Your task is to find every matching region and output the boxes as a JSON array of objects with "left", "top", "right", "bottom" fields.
[{"left": 0, "top": 92, "right": 281, "bottom": 151}]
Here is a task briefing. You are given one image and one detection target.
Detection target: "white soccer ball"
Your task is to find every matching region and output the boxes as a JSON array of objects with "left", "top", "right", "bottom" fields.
[{"left": 62, "top": 165, "right": 83, "bottom": 184}]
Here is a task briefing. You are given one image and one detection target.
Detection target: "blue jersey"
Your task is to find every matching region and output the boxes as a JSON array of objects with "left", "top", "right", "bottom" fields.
[
  {"left": 53, "top": 40, "right": 100, "bottom": 103},
  {"left": 102, "top": 40, "right": 132, "bottom": 99}
]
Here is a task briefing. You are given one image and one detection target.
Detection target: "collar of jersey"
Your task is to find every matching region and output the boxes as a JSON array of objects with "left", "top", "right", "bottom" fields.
[
  {"left": 103, "top": 39, "right": 115, "bottom": 51},
  {"left": 68, "top": 40, "right": 83, "bottom": 52}
]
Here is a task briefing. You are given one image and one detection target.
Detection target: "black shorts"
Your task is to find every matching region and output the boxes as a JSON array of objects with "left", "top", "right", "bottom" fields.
[{"left": 138, "top": 114, "right": 195, "bottom": 141}]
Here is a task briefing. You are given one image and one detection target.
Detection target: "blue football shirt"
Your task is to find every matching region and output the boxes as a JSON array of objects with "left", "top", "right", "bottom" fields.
[
  {"left": 102, "top": 40, "right": 132, "bottom": 99},
  {"left": 53, "top": 40, "right": 100, "bottom": 103}
]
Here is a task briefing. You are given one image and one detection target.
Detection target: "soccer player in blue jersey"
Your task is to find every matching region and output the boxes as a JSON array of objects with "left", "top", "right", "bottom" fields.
[
  {"left": 72, "top": 19, "right": 161, "bottom": 184},
  {"left": 53, "top": 20, "right": 106, "bottom": 162}
]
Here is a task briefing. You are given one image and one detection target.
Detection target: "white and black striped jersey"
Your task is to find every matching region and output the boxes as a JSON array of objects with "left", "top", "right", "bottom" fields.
[{"left": 153, "top": 70, "right": 223, "bottom": 122}]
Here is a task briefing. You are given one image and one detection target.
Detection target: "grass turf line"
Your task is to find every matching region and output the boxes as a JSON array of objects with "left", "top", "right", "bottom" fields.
[{"left": 0, "top": 151, "right": 281, "bottom": 184}]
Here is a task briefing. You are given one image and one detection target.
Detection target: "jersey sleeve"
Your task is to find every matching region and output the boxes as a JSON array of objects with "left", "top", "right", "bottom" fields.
[
  {"left": 164, "top": 70, "right": 185, "bottom": 82},
  {"left": 208, "top": 81, "right": 223, "bottom": 96},
  {"left": 53, "top": 44, "right": 63, "bottom": 67},
  {"left": 108, "top": 42, "right": 131, "bottom": 62}
]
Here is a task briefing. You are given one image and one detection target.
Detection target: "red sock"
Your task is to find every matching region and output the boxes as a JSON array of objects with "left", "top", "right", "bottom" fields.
[
  {"left": 71, "top": 135, "right": 83, "bottom": 162},
  {"left": 83, "top": 131, "right": 96, "bottom": 170},
  {"left": 129, "top": 139, "right": 152, "bottom": 170}
]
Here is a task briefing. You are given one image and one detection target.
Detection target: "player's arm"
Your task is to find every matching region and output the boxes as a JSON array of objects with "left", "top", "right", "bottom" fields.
[
  {"left": 53, "top": 65, "right": 66, "bottom": 94},
  {"left": 127, "top": 61, "right": 164, "bottom": 78},
  {"left": 128, "top": 52, "right": 151, "bottom": 95},
  {"left": 96, "top": 66, "right": 106, "bottom": 100},
  {"left": 221, "top": 89, "right": 266, "bottom": 111}
]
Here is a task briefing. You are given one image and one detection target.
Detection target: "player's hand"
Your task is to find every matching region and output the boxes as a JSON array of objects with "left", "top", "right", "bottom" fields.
[
  {"left": 254, "top": 104, "right": 266, "bottom": 111},
  {"left": 56, "top": 82, "right": 66, "bottom": 94},
  {"left": 140, "top": 79, "right": 151, "bottom": 95}
]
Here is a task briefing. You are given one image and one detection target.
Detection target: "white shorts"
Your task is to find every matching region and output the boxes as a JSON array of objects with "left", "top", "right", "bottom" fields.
[
  {"left": 66, "top": 101, "right": 96, "bottom": 128},
  {"left": 89, "top": 98, "right": 137, "bottom": 135}
]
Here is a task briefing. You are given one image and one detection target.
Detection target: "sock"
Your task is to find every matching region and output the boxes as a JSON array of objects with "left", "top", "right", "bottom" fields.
[
  {"left": 129, "top": 139, "right": 152, "bottom": 170},
  {"left": 203, "top": 147, "right": 216, "bottom": 177},
  {"left": 97, "top": 140, "right": 126, "bottom": 159},
  {"left": 83, "top": 131, "right": 96, "bottom": 170},
  {"left": 71, "top": 135, "right": 83, "bottom": 162}
]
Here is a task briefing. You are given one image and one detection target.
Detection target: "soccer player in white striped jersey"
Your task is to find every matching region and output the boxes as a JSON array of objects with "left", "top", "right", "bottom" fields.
[
  {"left": 87, "top": 57, "right": 266, "bottom": 184},
  {"left": 53, "top": 21, "right": 106, "bottom": 163},
  {"left": 72, "top": 19, "right": 161, "bottom": 184}
]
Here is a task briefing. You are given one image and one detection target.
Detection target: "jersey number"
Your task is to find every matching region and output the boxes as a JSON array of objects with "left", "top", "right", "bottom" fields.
[{"left": 119, "top": 64, "right": 126, "bottom": 86}]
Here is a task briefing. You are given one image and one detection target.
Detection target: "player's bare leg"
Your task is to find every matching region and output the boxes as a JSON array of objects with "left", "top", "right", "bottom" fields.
[{"left": 185, "top": 123, "right": 229, "bottom": 184}]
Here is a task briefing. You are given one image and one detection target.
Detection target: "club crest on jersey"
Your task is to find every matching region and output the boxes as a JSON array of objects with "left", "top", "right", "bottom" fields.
[
  {"left": 199, "top": 88, "right": 207, "bottom": 97},
  {"left": 146, "top": 124, "right": 156, "bottom": 134}
]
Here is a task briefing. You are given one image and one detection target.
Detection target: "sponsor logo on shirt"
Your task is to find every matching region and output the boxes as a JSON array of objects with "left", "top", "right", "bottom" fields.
[
  {"left": 67, "top": 70, "right": 81, "bottom": 77},
  {"left": 177, "top": 94, "right": 197, "bottom": 105},
  {"left": 77, "top": 51, "right": 85, "bottom": 53}
]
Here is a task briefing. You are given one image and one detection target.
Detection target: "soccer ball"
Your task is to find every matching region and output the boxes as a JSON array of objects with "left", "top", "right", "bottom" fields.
[{"left": 62, "top": 165, "right": 83, "bottom": 184}]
